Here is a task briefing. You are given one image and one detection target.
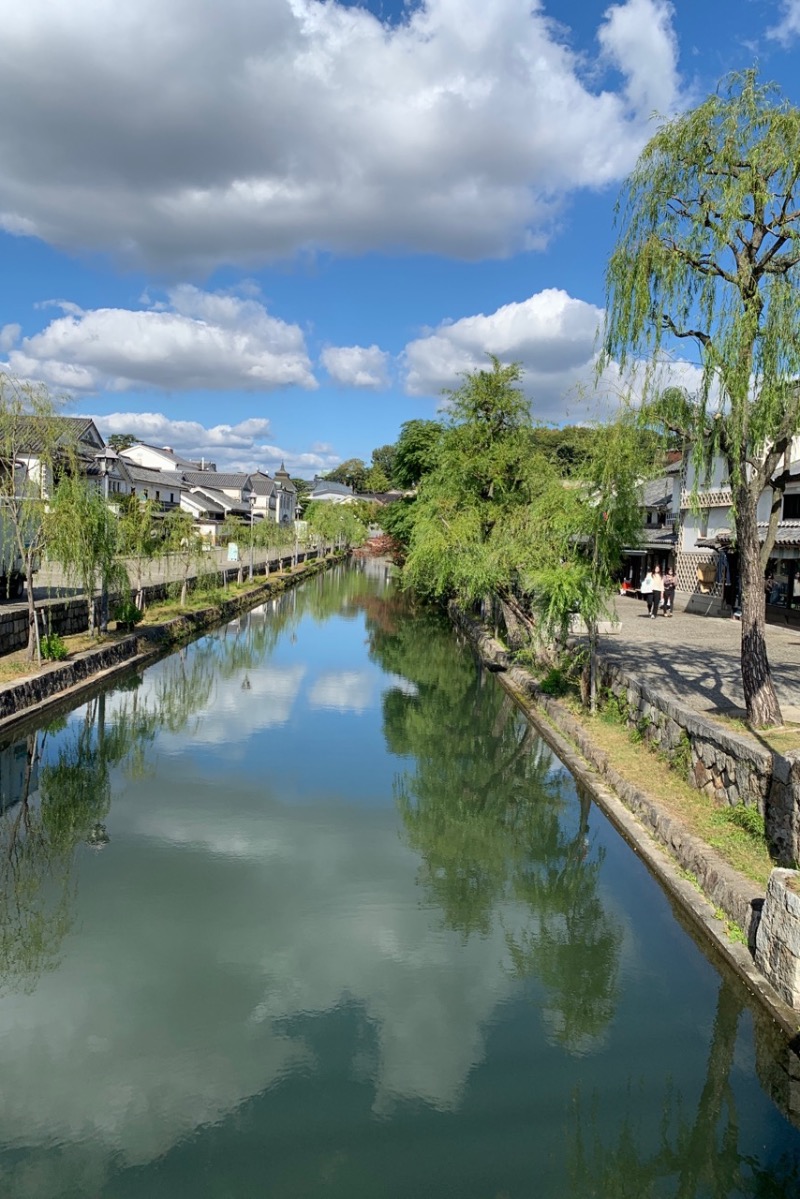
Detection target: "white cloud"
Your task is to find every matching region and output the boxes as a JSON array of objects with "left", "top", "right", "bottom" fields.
[
  {"left": 308, "top": 670, "right": 375, "bottom": 712},
  {"left": 0, "top": 0, "right": 683, "bottom": 270},
  {"left": 321, "top": 344, "right": 390, "bottom": 389},
  {"left": 6, "top": 286, "right": 317, "bottom": 394},
  {"left": 768, "top": 1, "right": 800, "bottom": 43},
  {"left": 598, "top": 0, "right": 679, "bottom": 115},
  {"left": 88, "top": 411, "right": 341, "bottom": 475},
  {"left": 403, "top": 288, "right": 606, "bottom": 420}
]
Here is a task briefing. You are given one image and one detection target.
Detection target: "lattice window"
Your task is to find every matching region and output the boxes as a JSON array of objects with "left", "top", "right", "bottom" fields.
[
  {"left": 676, "top": 550, "right": 722, "bottom": 596},
  {"left": 680, "top": 488, "right": 733, "bottom": 509}
]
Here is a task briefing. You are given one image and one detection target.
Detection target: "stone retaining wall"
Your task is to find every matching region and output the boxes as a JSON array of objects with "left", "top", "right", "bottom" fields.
[
  {"left": 0, "top": 554, "right": 336, "bottom": 734},
  {"left": 598, "top": 662, "right": 800, "bottom": 868},
  {"left": 0, "top": 550, "right": 320, "bottom": 657}
]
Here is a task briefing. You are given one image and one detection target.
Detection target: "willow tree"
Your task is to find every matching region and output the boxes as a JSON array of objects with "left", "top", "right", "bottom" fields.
[{"left": 602, "top": 70, "right": 800, "bottom": 728}]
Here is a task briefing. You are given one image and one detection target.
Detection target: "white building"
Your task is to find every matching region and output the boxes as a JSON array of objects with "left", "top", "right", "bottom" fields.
[{"left": 674, "top": 438, "right": 800, "bottom": 618}]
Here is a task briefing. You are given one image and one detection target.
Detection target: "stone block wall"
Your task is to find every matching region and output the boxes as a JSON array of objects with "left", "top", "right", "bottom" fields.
[
  {"left": 0, "top": 550, "right": 321, "bottom": 658},
  {"left": 601, "top": 663, "right": 799, "bottom": 866}
]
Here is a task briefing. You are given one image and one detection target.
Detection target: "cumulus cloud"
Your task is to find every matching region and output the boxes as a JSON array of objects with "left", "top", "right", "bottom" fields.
[
  {"left": 321, "top": 344, "right": 390, "bottom": 389},
  {"left": 598, "top": 0, "right": 679, "bottom": 114},
  {"left": 88, "top": 411, "right": 341, "bottom": 475},
  {"left": 0, "top": 0, "right": 682, "bottom": 270},
  {"left": 403, "top": 288, "right": 606, "bottom": 420},
  {"left": 4, "top": 286, "right": 317, "bottom": 394},
  {"left": 768, "top": 1, "right": 800, "bottom": 43}
]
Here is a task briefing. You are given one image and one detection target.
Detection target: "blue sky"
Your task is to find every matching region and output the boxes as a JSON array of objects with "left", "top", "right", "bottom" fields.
[{"left": 1, "top": 0, "right": 800, "bottom": 475}]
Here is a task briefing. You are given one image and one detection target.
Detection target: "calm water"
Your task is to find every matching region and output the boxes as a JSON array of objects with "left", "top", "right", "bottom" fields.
[{"left": 0, "top": 562, "right": 799, "bottom": 1198}]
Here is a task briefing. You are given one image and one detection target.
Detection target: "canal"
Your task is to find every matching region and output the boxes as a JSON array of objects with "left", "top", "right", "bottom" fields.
[{"left": 0, "top": 562, "right": 798, "bottom": 1197}]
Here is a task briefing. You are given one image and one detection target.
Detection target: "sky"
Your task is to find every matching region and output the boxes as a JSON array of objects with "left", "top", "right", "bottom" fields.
[{"left": 1, "top": 0, "right": 800, "bottom": 476}]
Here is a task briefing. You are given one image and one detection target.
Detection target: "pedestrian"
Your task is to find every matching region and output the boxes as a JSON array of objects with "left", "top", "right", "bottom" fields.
[
  {"left": 661, "top": 567, "right": 676, "bottom": 616},
  {"left": 650, "top": 565, "right": 663, "bottom": 618},
  {"left": 641, "top": 568, "right": 654, "bottom": 615}
]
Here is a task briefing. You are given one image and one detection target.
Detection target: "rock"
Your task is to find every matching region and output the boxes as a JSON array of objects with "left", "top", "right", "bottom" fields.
[{"left": 755, "top": 870, "right": 800, "bottom": 1008}]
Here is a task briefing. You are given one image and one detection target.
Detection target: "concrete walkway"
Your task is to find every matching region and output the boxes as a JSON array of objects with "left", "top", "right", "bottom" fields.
[{"left": 593, "top": 593, "right": 800, "bottom": 719}]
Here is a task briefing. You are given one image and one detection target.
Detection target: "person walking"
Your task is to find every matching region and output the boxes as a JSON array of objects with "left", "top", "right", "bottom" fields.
[
  {"left": 641, "top": 569, "right": 654, "bottom": 616},
  {"left": 661, "top": 567, "right": 676, "bottom": 616},
  {"left": 649, "top": 565, "right": 663, "bottom": 618}
]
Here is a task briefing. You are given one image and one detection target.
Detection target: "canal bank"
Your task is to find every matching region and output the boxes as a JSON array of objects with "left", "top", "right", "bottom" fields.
[
  {"left": 452, "top": 604, "right": 800, "bottom": 1041},
  {"left": 0, "top": 553, "right": 343, "bottom": 737}
]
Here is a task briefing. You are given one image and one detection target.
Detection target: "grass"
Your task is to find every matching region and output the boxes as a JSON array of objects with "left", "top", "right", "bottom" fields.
[
  {"left": 703, "top": 709, "right": 800, "bottom": 753},
  {"left": 565, "top": 699, "right": 776, "bottom": 887},
  {"left": 0, "top": 569, "right": 301, "bottom": 686},
  {"left": 0, "top": 629, "right": 119, "bottom": 683}
]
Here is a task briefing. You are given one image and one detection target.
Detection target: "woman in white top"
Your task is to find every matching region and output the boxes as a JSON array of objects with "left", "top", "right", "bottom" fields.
[{"left": 641, "top": 570, "right": 654, "bottom": 615}]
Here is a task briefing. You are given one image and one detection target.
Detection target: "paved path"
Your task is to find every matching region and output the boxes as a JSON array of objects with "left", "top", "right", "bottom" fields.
[{"left": 592, "top": 593, "right": 800, "bottom": 718}]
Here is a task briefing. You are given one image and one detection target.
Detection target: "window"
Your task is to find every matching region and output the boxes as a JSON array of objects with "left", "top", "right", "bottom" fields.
[
  {"left": 156, "top": 490, "right": 160, "bottom": 500},
  {"left": 783, "top": 493, "right": 800, "bottom": 520},
  {"left": 699, "top": 510, "right": 709, "bottom": 538}
]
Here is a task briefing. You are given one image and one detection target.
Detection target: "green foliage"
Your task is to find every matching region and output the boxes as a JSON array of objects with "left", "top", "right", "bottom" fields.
[
  {"left": 47, "top": 473, "right": 130, "bottom": 635},
  {"left": 402, "top": 358, "right": 556, "bottom": 604},
  {"left": 539, "top": 667, "right": 569, "bottom": 696},
  {"left": 379, "top": 496, "right": 417, "bottom": 550},
  {"left": 602, "top": 69, "right": 800, "bottom": 725},
  {"left": 528, "top": 425, "right": 595, "bottom": 476},
  {"left": 363, "top": 463, "right": 391, "bottom": 492},
  {"left": 106, "top": 433, "right": 137, "bottom": 453},
  {"left": 528, "top": 415, "right": 652, "bottom": 653},
  {"left": 324, "top": 457, "right": 368, "bottom": 491},
  {"left": 112, "top": 598, "right": 143, "bottom": 627},
  {"left": 671, "top": 731, "right": 693, "bottom": 777},
  {"left": 718, "top": 803, "right": 766, "bottom": 842},
  {"left": 370, "top": 443, "right": 397, "bottom": 482},
  {"left": 40, "top": 632, "right": 68, "bottom": 661},
  {"left": 600, "top": 692, "right": 631, "bottom": 727},
  {"left": 392, "top": 419, "right": 443, "bottom": 488},
  {"left": 304, "top": 501, "right": 367, "bottom": 549}
]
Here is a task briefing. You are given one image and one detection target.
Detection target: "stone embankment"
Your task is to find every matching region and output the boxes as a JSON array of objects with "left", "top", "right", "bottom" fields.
[
  {"left": 0, "top": 555, "right": 336, "bottom": 737},
  {"left": 0, "top": 546, "right": 321, "bottom": 657},
  {"left": 451, "top": 603, "right": 800, "bottom": 1031}
]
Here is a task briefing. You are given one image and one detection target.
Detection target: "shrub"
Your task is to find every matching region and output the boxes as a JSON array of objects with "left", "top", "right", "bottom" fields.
[
  {"left": 41, "top": 632, "right": 68, "bottom": 661},
  {"left": 113, "top": 599, "right": 143, "bottom": 628},
  {"left": 671, "top": 731, "right": 693, "bottom": 777},
  {"left": 539, "top": 667, "right": 568, "bottom": 696},
  {"left": 720, "top": 804, "right": 766, "bottom": 842}
]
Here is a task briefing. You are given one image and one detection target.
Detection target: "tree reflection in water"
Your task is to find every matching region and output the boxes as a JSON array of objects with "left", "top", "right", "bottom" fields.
[
  {"left": 0, "top": 581, "right": 323, "bottom": 996},
  {"left": 363, "top": 590, "right": 622, "bottom": 1054},
  {"left": 570, "top": 979, "right": 800, "bottom": 1198}
]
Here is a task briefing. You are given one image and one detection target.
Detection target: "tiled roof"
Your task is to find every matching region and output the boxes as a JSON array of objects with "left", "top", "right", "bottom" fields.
[
  {"left": 759, "top": 520, "right": 800, "bottom": 547},
  {"left": 126, "top": 464, "right": 186, "bottom": 488},
  {"left": 185, "top": 487, "right": 228, "bottom": 515},
  {"left": 311, "top": 479, "right": 353, "bottom": 497},
  {"left": 0, "top": 414, "right": 100, "bottom": 456},
  {"left": 124, "top": 442, "right": 197, "bottom": 470},
  {"left": 181, "top": 470, "right": 251, "bottom": 489},
  {"left": 638, "top": 527, "right": 678, "bottom": 546},
  {"left": 248, "top": 472, "right": 275, "bottom": 495},
  {"left": 641, "top": 477, "right": 672, "bottom": 508}
]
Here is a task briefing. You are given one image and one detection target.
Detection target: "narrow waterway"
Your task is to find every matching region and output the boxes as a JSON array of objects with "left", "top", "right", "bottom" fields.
[{"left": 0, "top": 562, "right": 799, "bottom": 1198}]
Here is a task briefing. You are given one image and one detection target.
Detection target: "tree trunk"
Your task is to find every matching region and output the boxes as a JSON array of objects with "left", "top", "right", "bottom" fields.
[
  {"left": 25, "top": 555, "right": 38, "bottom": 661},
  {"left": 589, "top": 622, "right": 598, "bottom": 714},
  {"left": 737, "top": 492, "right": 782, "bottom": 727}
]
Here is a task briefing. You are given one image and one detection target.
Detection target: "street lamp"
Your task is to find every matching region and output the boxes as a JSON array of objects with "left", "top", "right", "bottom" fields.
[
  {"left": 94, "top": 448, "right": 119, "bottom": 632},
  {"left": 247, "top": 489, "right": 256, "bottom": 581}
]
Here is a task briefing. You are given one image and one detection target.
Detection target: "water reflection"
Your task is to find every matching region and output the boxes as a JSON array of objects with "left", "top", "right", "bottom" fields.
[
  {"left": 366, "top": 595, "right": 621, "bottom": 1054},
  {"left": 0, "top": 568, "right": 799, "bottom": 1198},
  {"left": 571, "top": 979, "right": 800, "bottom": 1197}
]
